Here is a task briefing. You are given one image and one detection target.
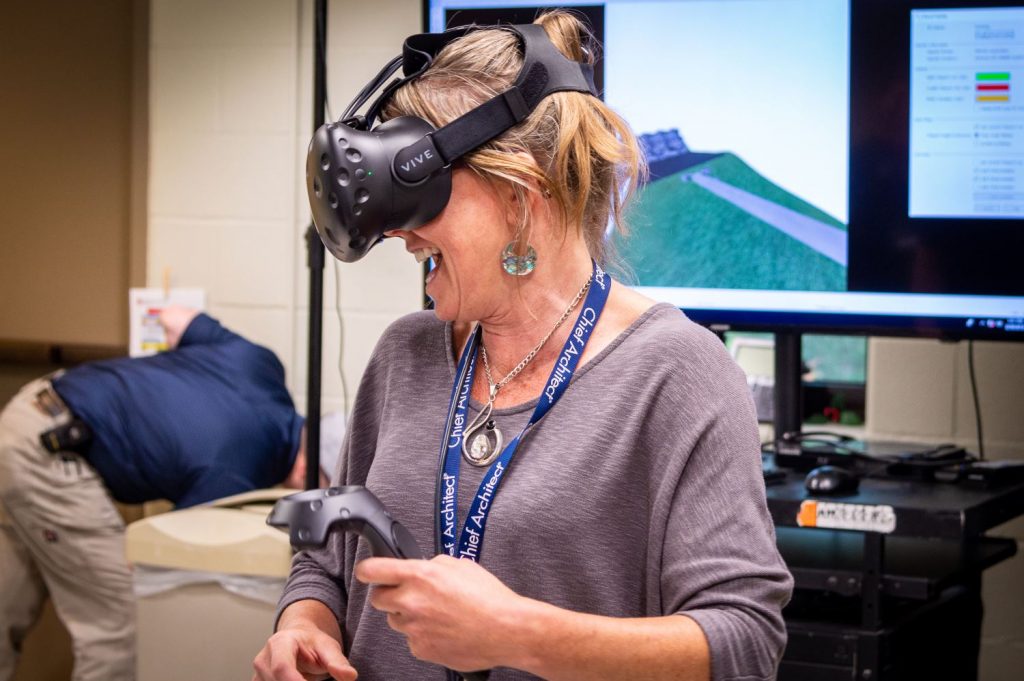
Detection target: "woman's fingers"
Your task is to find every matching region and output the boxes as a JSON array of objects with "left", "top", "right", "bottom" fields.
[
  {"left": 320, "top": 645, "right": 359, "bottom": 681},
  {"left": 252, "top": 636, "right": 305, "bottom": 681},
  {"left": 386, "top": 611, "right": 405, "bottom": 633},
  {"left": 367, "top": 583, "right": 392, "bottom": 611},
  {"left": 353, "top": 554, "right": 523, "bottom": 670},
  {"left": 354, "top": 556, "right": 424, "bottom": 586},
  {"left": 252, "top": 628, "right": 356, "bottom": 681}
]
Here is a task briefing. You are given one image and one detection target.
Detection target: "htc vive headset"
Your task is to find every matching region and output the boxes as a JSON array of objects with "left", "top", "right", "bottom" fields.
[{"left": 306, "top": 23, "right": 597, "bottom": 262}]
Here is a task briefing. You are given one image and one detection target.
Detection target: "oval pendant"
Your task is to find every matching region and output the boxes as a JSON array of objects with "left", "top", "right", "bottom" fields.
[{"left": 462, "top": 418, "right": 504, "bottom": 467}]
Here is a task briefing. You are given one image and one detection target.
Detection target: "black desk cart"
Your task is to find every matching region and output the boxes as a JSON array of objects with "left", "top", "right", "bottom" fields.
[{"left": 766, "top": 470, "right": 1024, "bottom": 680}]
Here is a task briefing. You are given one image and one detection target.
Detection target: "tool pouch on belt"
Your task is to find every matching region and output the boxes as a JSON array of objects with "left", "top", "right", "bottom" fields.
[{"left": 40, "top": 419, "right": 94, "bottom": 454}]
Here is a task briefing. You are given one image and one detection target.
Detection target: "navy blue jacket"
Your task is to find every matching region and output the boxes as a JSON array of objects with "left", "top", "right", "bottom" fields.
[{"left": 53, "top": 314, "right": 303, "bottom": 507}]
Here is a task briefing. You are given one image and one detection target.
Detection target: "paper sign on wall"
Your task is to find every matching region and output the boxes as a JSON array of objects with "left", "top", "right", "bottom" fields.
[{"left": 128, "top": 288, "right": 206, "bottom": 357}]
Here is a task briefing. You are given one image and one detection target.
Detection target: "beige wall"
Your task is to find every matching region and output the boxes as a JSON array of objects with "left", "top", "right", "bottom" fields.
[
  {"left": 0, "top": 0, "right": 146, "bottom": 348},
  {"left": 147, "top": 0, "right": 422, "bottom": 415},
  {"left": 3, "top": 4, "right": 144, "bottom": 678},
  {"left": 867, "top": 339, "right": 1024, "bottom": 457}
]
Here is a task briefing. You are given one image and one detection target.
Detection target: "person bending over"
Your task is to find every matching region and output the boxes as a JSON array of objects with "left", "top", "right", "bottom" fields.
[
  {"left": 255, "top": 12, "right": 792, "bottom": 681},
  {"left": 0, "top": 306, "right": 341, "bottom": 681}
]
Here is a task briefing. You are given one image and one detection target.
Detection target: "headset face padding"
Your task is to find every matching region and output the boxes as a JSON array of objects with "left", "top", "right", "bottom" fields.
[
  {"left": 307, "top": 116, "right": 450, "bottom": 262},
  {"left": 306, "top": 24, "right": 596, "bottom": 263}
]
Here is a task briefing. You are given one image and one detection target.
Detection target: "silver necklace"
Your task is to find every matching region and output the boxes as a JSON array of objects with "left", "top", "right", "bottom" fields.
[{"left": 462, "top": 277, "right": 592, "bottom": 467}]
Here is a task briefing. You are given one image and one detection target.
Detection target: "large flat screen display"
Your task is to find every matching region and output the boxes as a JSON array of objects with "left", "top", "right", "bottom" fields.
[{"left": 425, "top": 0, "right": 1024, "bottom": 339}]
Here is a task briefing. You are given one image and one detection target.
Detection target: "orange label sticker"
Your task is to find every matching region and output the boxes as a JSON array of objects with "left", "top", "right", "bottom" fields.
[{"left": 797, "top": 500, "right": 896, "bottom": 534}]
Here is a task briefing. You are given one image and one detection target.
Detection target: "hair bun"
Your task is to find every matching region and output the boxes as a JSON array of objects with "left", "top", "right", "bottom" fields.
[{"left": 535, "top": 10, "right": 597, "bottom": 65}]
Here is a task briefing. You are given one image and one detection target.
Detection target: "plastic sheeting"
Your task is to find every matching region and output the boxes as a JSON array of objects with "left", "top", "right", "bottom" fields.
[{"left": 133, "top": 564, "right": 285, "bottom": 605}]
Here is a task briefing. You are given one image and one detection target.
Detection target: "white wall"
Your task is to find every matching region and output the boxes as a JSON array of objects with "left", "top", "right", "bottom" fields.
[
  {"left": 147, "top": 0, "right": 422, "bottom": 415},
  {"left": 867, "top": 339, "right": 1024, "bottom": 457}
]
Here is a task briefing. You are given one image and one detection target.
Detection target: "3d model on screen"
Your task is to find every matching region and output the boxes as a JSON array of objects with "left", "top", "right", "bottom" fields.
[{"left": 617, "top": 129, "right": 848, "bottom": 292}]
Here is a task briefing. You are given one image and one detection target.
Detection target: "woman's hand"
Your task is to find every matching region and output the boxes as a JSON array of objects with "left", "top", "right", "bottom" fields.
[
  {"left": 252, "top": 601, "right": 358, "bottom": 681},
  {"left": 355, "top": 554, "right": 533, "bottom": 673}
]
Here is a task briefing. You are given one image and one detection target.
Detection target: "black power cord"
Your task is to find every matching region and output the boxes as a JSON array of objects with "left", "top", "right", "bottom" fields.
[
  {"left": 764, "top": 431, "right": 975, "bottom": 469},
  {"left": 967, "top": 340, "right": 985, "bottom": 460}
]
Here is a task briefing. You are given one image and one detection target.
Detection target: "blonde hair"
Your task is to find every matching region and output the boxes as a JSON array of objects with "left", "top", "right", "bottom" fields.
[{"left": 382, "top": 10, "right": 645, "bottom": 266}]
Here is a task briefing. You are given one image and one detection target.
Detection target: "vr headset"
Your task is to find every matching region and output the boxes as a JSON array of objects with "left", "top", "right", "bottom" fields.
[{"left": 306, "top": 23, "right": 597, "bottom": 263}]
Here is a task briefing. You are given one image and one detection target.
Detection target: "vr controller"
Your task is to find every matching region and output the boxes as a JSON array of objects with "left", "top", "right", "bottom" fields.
[
  {"left": 267, "top": 487, "right": 490, "bottom": 681},
  {"left": 267, "top": 485, "right": 422, "bottom": 558}
]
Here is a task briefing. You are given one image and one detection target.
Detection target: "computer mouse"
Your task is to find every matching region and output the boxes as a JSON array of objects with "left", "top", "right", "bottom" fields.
[{"left": 804, "top": 465, "right": 860, "bottom": 495}]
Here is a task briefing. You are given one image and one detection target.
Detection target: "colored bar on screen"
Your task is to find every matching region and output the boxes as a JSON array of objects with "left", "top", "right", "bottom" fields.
[
  {"left": 976, "top": 72, "right": 1011, "bottom": 81},
  {"left": 977, "top": 95, "right": 1010, "bottom": 102},
  {"left": 977, "top": 84, "right": 1010, "bottom": 91}
]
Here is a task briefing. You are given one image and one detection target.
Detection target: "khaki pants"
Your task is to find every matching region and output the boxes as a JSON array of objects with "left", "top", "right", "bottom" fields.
[{"left": 0, "top": 378, "right": 134, "bottom": 681}]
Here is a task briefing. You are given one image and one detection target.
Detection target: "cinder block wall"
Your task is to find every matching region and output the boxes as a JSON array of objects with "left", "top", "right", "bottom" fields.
[
  {"left": 867, "top": 339, "right": 1024, "bottom": 457},
  {"left": 147, "top": 0, "right": 422, "bottom": 416}
]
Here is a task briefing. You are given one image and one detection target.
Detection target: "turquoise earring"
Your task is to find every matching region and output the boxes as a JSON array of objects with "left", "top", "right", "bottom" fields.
[{"left": 501, "top": 241, "right": 537, "bottom": 276}]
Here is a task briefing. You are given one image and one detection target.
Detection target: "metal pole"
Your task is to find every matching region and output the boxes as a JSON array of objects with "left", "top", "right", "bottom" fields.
[
  {"left": 774, "top": 331, "right": 803, "bottom": 439},
  {"left": 305, "top": 0, "right": 328, "bottom": 490}
]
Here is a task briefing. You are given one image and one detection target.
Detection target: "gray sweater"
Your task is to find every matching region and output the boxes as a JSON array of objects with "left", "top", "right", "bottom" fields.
[{"left": 278, "top": 304, "right": 793, "bottom": 680}]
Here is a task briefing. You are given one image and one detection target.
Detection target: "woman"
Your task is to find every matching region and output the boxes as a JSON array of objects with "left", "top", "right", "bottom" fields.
[{"left": 254, "top": 12, "right": 792, "bottom": 681}]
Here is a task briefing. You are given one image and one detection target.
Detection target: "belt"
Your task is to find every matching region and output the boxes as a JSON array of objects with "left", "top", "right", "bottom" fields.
[{"left": 33, "top": 383, "right": 70, "bottom": 419}]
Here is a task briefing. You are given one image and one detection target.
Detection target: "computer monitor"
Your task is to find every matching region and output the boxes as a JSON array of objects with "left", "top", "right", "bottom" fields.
[{"left": 424, "top": 0, "right": 1024, "bottom": 342}]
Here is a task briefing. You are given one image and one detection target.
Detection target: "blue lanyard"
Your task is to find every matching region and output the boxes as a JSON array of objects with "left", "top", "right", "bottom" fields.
[{"left": 433, "top": 262, "right": 611, "bottom": 560}]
